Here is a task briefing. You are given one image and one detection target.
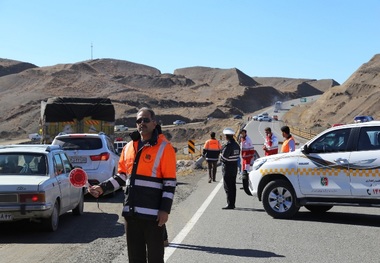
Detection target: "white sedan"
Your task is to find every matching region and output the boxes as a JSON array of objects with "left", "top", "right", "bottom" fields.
[
  {"left": 258, "top": 116, "right": 272, "bottom": 122},
  {"left": 173, "top": 120, "right": 186, "bottom": 125},
  {"left": 0, "top": 144, "right": 86, "bottom": 231}
]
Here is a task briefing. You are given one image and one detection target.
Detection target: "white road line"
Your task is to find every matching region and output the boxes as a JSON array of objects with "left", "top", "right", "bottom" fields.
[{"left": 164, "top": 179, "right": 223, "bottom": 261}]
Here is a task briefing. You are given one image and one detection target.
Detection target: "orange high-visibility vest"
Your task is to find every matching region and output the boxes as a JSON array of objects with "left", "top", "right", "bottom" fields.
[
  {"left": 118, "top": 134, "right": 177, "bottom": 220},
  {"left": 281, "top": 136, "right": 296, "bottom": 153},
  {"left": 203, "top": 138, "right": 222, "bottom": 161}
]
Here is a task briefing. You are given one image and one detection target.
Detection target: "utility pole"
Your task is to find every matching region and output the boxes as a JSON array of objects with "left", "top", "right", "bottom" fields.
[{"left": 91, "top": 42, "right": 93, "bottom": 60}]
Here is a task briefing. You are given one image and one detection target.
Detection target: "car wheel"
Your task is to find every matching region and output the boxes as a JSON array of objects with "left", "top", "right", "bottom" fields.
[
  {"left": 42, "top": 200, "right": 60, "bottom": 232},
  {"left": 262, "top": 180, "right": 299, "bottom": 219},
  {"left": 304, "top": 205, "right": 333, "bottom": 213},
  {"left": 72, "top": 191, "right": 84, "bottom": 215}
]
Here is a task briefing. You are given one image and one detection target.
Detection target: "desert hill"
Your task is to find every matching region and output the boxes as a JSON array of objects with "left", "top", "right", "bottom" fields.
[
  {"left": 283, "top": 54, "right": 380, "bottom": 132},
  {"left": 0, "top": 57, "right": 338, "bottom": 141}
]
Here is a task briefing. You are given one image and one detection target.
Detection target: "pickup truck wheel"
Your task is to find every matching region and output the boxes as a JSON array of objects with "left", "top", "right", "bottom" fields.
[
  {"left": 42, "top": 200, "right": 60, "bottom": 232},
  {"left": 262, "top": 180, "right": 299, "bottom": 219},
  {"left": 72, "top": 191, "right": 84, "bottom": 215},
  {"left": 304, "top": 205, "right": 333, "bottom": 213}
]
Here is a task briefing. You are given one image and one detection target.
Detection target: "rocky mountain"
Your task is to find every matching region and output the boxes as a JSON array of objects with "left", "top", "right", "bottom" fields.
[
  {"left": 283, "top": 54, "right": 380, "bottom": 132},
  {"left": 0, "top": 57, "right": 339, "bottom": 139}
]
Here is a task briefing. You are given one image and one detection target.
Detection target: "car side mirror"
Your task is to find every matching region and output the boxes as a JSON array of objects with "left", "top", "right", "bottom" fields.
[{"left": 301, "top": 144, "right": 309, "bottom": 154}]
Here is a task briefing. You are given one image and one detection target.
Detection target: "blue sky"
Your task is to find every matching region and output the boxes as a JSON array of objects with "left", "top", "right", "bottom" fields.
[{"left": 1, "top": 1, "right": 379, "bottom": 84}]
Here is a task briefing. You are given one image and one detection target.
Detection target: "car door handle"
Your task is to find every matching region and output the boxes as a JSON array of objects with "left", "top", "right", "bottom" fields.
[{"left": 334, "top": 158, "right": 348, "bottom": 164}]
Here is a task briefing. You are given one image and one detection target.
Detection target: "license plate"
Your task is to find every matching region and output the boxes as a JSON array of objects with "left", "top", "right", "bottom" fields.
[
  {"left": 69, "top": 156, "right": 87, "bottom": 163},
  {"left": 0, "top": 213, "right": 13, "bottom": 221}
]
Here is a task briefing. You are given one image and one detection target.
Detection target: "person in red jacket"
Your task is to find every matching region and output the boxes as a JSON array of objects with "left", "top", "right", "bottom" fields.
[
  {"left": 240, "top": 129, "right": 255, "bottom": 174},
  {"left": 262, "top": 127, "right": 278, "bottom": 156},
  {"left": 88, "top": 107, "right": 176, "bottom": 263}
]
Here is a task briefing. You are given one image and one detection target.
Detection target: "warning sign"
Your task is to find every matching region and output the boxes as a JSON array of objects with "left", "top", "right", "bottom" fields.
[{"left": 188, "top": 140, "right": 195, "bottom": 154}]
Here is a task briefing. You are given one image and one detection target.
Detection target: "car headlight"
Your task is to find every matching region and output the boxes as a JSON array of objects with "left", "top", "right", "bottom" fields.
[{"left": 252, "top": 158, "right": 267, "bottom": 170}]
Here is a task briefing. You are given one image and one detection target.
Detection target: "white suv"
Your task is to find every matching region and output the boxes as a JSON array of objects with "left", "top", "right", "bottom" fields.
[
  {"left": 243, "top": 121, "right": 380, "bottom": 219},
  {"left": 52, "top": 133, "right": 119, "bottom": 188}
]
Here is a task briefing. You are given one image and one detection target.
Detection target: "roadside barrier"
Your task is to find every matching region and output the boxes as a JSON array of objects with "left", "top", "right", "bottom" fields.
[{"left": 287, "top": 125, "right": 318, "bottom": 140}]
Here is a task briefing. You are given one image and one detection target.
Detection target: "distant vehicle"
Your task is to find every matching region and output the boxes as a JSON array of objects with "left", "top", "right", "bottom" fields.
[
  {"left": 274, "top": 101, "right": 282, "bottom": 111},
  {"left": 114, "top": 140, "right": 128, "bottom": 154},
  {"left": 252, "top": 115, "right": 259, "bottom": 121},
  {"left": 28, "top": 133, "right": 41, "bottom": 141},
  {"left": 233, "top": 115, "right": 243, "bottom": 119},
  {"left": 173, "top": 120, "right": 186, "bottom": 125},
  {"left": 114, "top": 125, "right": 128, "bottom": 132},
  {"left": 244, "top": 121, "right": 380, "bottom": 219},
  {"left": 272, "top": 115, "right": 278, "bottom": 121},
  {"left": 52, "top": 132, "right": 119, "bottom": 189},
  {"left": 258, "top": 116, "right": 272, "bottom": 122},
  {"left": 0, "top": 144, "right": 85, "bottom": 231},
  {"left": 354, "top": 115, "right": 374, "bottom": 123}
]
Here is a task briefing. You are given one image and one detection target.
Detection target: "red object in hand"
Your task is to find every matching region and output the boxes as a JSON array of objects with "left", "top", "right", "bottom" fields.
[{"left": 69, "top": 168, "right": 88, "bottom": 188}]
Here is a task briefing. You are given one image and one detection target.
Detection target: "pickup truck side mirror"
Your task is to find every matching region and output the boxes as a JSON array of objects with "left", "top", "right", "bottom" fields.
[{"left": 301, "top": 144, "right": 309, "bottom": 154}]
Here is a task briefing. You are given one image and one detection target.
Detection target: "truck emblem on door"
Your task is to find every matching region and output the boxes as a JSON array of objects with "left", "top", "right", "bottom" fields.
[{"left": 321, "top": 177, "right": 328, "bottom": 186}]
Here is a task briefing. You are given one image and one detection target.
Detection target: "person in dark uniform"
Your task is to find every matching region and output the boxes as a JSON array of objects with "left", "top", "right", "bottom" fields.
[{"left": 220, "top": 127, "right": 241, "bottom": 210}]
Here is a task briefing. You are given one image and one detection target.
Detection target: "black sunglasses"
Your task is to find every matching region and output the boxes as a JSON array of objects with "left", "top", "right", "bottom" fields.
[{"left": 136, "top": 117, "right": 152, "bottom": 124}]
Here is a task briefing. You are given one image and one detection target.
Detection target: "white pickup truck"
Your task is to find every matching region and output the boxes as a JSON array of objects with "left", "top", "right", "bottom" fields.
[
  {"left": 243, "top": 121, "right": 380, "bottom": 219},
  {"left": 114, "top": 125, "right": 128, "bottom": 132}
]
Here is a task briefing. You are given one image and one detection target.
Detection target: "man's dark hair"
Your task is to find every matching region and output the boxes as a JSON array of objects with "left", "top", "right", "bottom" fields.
[
  {"left": 281, "top": 126, "right": 290, "bottom": 134},
  {"left": 265, "top": 127, "right": 271, "bottom": 133},
  {"left": 210, "top": 132, "right": 216, "bottom": 138},
  {"left": 240, "top": 129, "right": 247, "bottom": 134}
]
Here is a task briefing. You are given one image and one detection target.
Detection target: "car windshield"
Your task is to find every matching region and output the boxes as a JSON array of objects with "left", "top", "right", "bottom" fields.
[
  {"left": 54, "top": 137, "right": 102, "bottom": 150},
  {"left": 0, "top": 153, "right": 47, "bottom": 175}
]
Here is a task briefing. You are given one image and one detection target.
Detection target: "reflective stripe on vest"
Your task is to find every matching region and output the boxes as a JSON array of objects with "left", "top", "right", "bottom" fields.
[
  {"left": 123, "top": 205, "right": 158, "bottom": 216},
  {"left": 151, "top": 141, "right": 167, "bottom": 178}
]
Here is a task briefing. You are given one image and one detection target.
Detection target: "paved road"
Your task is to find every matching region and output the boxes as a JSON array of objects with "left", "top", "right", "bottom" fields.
[
  {"left": 244, "top": 96, "right": 321, "bottom": 156},
  {"left": 161, "top": 169, "right": 380, "bottom": 263}
]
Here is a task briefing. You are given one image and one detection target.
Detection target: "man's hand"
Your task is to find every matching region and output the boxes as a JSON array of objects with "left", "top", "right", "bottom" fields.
[
  {"left": 157, "top": 210, "right": 169, "bottom": 227},
  {"left": 88, "top": 185, "right": 103, "bottom": 198}
]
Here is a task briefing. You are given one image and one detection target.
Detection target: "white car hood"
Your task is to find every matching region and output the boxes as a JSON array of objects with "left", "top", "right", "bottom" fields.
[
  {"left": 0, "top": 175, "right": 49, "bottom": 192},
  {"left": 252, "top": 149, "right": 303, "bottom": 169},
  {"left": 259, "top": 149, "right": 302, "bottom": 161}
]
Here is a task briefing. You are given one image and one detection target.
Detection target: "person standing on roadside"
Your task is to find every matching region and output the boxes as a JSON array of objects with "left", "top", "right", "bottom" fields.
[
  {"left": 203, "top": 131, "right": 222, "bottom": 183},
  {"left": 262, "top": 127, "right": 278, "bottom": 156},
  {"left": 220, "top": 127, "right": 240, "bottom": 209},
  {"left": 240, "top": 129, "right": 255, "bottom": 176},
  {"left": 281, "top": 125, "right": 296, "bottom": 153},
  {"left": 88, "top": 107, "right": 177, "bottom": 263}
]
